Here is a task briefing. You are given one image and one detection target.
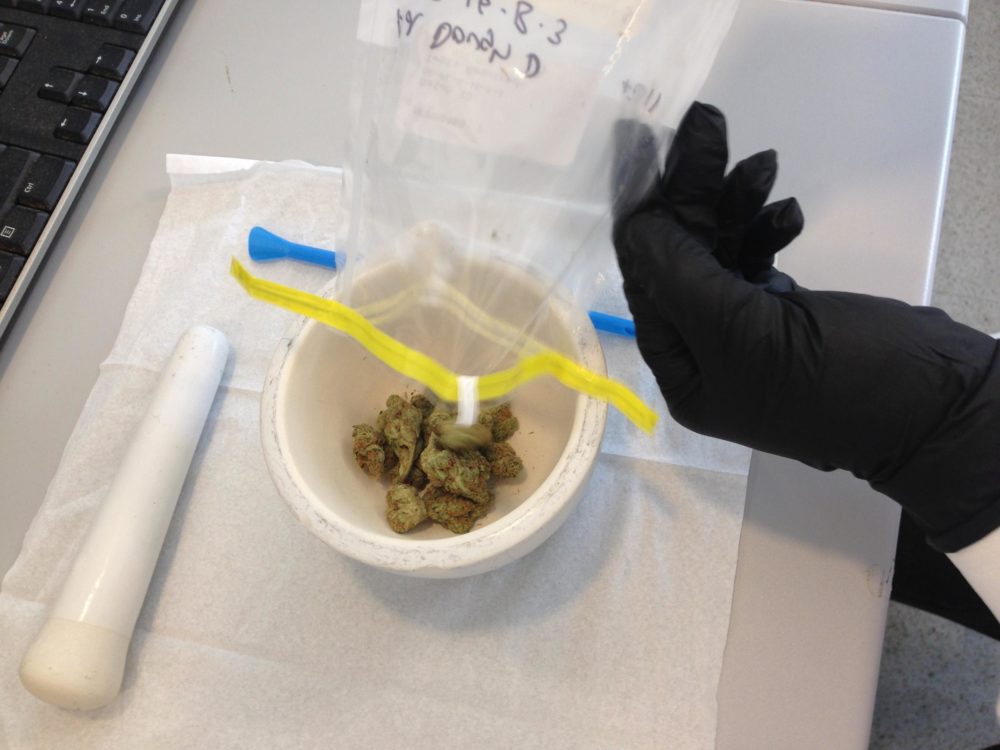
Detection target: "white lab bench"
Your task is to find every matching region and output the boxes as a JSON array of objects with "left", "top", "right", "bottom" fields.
[{"left": 0, "top": 0, "right": 966, "bottom": 746}]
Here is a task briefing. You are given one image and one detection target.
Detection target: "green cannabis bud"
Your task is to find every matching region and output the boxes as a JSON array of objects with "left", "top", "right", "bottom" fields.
[
  {"left": 351, "top": 393, "right": 522, "bottom": 535},
  {"left": 377, "top": 395, "right": 424, "bottom": 482},
  {"left": 422, "top": 485, "right": 489, "bottom": 535},
  {"left": 351, "top": 424, "right": 385, "bottom": 479},
  {"left": 486, "top": 441, "right": 524, "bottom": 479},
  {"left": 479, "top": 402, "right": 519, "bottom": 442},
  {"left": 410, "top": 393, "right": 436, "bottom": 420},
  {"left": 419, "top": 436, "right": 492, "bottom": 506},
  {"left": 386, "top": 484, "right": 428, "bottom": 534},
  {"left": 423, "top": 409, "right": 454, "bottom": 444}
]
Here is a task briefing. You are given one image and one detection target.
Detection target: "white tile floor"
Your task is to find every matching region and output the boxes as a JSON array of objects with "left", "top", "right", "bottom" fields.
[{"left": 869, "top": 2, "right": 1000, "bottom": 748}]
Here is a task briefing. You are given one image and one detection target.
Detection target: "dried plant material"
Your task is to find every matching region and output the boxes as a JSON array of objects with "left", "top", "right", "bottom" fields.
[
  {"left": 419, "top": 437, "right": 492, "bottom": 505},
  {"left": 423, "top": 409, "right": 454, "bottom": 444},
  {"left": 384, "top": 449, "right": 399, "bottom": 479},
  {"left": 410, "top": 394, "right": 436, "bottom": 420},
  {"left": 386, "top": 484, "right": 428, "bottom": 533},
  {"left": 351, "top": 393, "right": 521, "bottom": 534},
  {"left": 486, "top": 441, "right": 523, "bottom": 479},
  {"left": 378, "top": 395, "right": 424, "bottom": 482},
  {"left": 479, "top": 402, "right": 519, "bottom": 442},
  {"left": 407, "top": 465, "right": 430, "bottom": 490},
  {"left": 422, "top": 486, "right": 489, "bottom": 535},
  {"left": 351, "top": 424, "right": 385, "bottom": 479}
]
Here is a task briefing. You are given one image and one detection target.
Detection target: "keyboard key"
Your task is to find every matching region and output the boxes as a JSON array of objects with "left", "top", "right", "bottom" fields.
[
  {"left": 50, "top": 0, "right": 84, "bottom": 18},
  {"left": 0, "top": 24, "right": 36, "bottom": 59},
  {"left": 90, "top": 44, "right": 135, "bottom": 81},
  {"left": 0, "top": 206, "right": 47, "bottom": 257},
  {"left": 18, "top": 0, "right": 52, "bottom": 12},
  {"left": 0, "top": 147, "right": 38, "bottom": 205},
  {"left": 55, "top": 107, "right": 101, "bottom": 144},
  {"left": 17, "top": 156, "right": 75, "bottom": 212},
  {"left": 82, "top": 1, "right": 123, "bottom": 26},
  {"left": 39, "top": 67, "right": 83, "bottom": 104},
  {"left": 0, "top": 58, "right": 16, "bottom": 91},
  {"left": 0, "top": 250, "right": 25, "bottom": 304},
  {"left": 0, "top": 0, "right": 16, "bottom": 8},
  {"left": 71, "top": 75, "right": 118, "bottom": 112},
  {"left": 115, "top": 0, "right": 162, "bottom": 33}
]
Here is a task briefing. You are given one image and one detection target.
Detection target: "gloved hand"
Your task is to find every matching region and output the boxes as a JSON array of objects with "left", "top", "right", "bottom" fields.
[{"left": 613, "top": 102, "right": 1000, "bottom": 553}]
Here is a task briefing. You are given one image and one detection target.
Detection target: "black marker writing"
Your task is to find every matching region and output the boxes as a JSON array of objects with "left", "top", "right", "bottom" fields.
[
  {"left": 399, "top": 1, "right": 563, "bottom": 80},
  {"left": 513, "top": 1, "right": 533, "bottom": 34},
  {"left": 622, "top": 80, "right": 663, "bottom": 114},
  {"left": 428, "top": 20, "right": 540, "bottom": 77},
  {"left": 431, "top": 20, "right": 515, "bottom": 66},
  {"left": 524, "top": 52, "right": 540, "bottom": 78},
  {"left": 463, "top": 0, "right": 492, "bottom": 14},
  {"left": 397, "top": 9, "right": 423, "bottom": 37},
  {"left": 547, "top": 18, "right": 566, "bottom": 46}
]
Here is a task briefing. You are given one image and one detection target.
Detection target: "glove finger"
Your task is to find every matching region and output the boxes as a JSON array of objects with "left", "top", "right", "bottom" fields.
[
  {"left": 733, "top": 198, "right": 804, "bottom": 282},
  {"left": 610, "top": 119, "right": 662, "bottom": 230},
  {"left": 657, "top": 102, "right": 729, "bottom": 212},
  {"left": 718, "top": 149, "right": 778, "bottom": 230},
  {"left": 742, "top": 197, "right": 804, "bottom": 260},
  {"left": 714, "top": 149, "right": 778, "bottom": 268},
  {"left": 624, "top": 285, "right": 701, "bottom": 407}
]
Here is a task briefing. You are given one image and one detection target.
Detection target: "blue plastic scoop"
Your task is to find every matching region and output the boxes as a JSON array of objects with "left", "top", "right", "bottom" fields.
[
  {"left": 248, "top": 226, "right": 343, "bottom": 269},
  {"left": 587, "top": 311, "right": 635, "bottom": 338}
]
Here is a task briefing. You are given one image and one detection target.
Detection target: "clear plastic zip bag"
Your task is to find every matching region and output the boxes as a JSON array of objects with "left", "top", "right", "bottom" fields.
[{"left": 236, "top": 0, "right": 740, "bottom": 430}]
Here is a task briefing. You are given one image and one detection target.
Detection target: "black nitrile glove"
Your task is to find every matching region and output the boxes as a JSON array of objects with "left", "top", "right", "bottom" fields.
[{"left": 613, "top": 102, "right": 1000, "bottom": 552}]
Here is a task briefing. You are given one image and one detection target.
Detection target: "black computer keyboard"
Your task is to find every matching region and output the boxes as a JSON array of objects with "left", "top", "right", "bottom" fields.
[{"left": 0, "top": 0, "right": 178, "bottom": 339}]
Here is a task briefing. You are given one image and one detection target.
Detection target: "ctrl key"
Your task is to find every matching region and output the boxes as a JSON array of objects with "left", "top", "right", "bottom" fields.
[
  {"left": 0, "top": 206, "right": 48, "bottom": 257},
  {"left": 55, "top": 107, "right": 102, "bottom": 145}
]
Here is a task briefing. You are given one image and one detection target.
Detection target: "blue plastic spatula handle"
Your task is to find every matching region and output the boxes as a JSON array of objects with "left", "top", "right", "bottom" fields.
[
  {"left": 248, "top": 226, "right": 341, "bottom": 269},
  {"left": 588, "top": 311, "right": 636, "bottom": 338}
]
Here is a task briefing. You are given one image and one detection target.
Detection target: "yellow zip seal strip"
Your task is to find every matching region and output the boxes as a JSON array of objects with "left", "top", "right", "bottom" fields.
[{"left": 231, "top": 259, "right": 657, "bottom": 433}]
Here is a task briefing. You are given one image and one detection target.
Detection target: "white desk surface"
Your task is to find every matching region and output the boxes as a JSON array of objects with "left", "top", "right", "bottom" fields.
[{"left": 0, "top": 1, "right": 964, "bottom": 746}]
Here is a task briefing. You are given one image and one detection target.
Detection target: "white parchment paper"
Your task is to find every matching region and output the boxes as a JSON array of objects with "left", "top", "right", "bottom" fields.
[{"left": 0, "top": 157, "right": 750, "bottom": 750}]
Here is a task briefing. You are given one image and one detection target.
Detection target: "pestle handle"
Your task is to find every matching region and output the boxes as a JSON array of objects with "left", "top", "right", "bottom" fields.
[{"left": 19, "top": 325, "right": 229, "bottom": 710}]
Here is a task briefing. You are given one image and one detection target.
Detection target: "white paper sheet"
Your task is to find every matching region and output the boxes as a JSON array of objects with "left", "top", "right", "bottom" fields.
[{"left": 0, "top": 157, "right": 750, "bottom": 750}]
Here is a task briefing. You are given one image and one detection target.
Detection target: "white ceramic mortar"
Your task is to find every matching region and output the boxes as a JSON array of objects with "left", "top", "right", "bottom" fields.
[{"left": 260, "top": 261, "right": 607, "bottom": 578}]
